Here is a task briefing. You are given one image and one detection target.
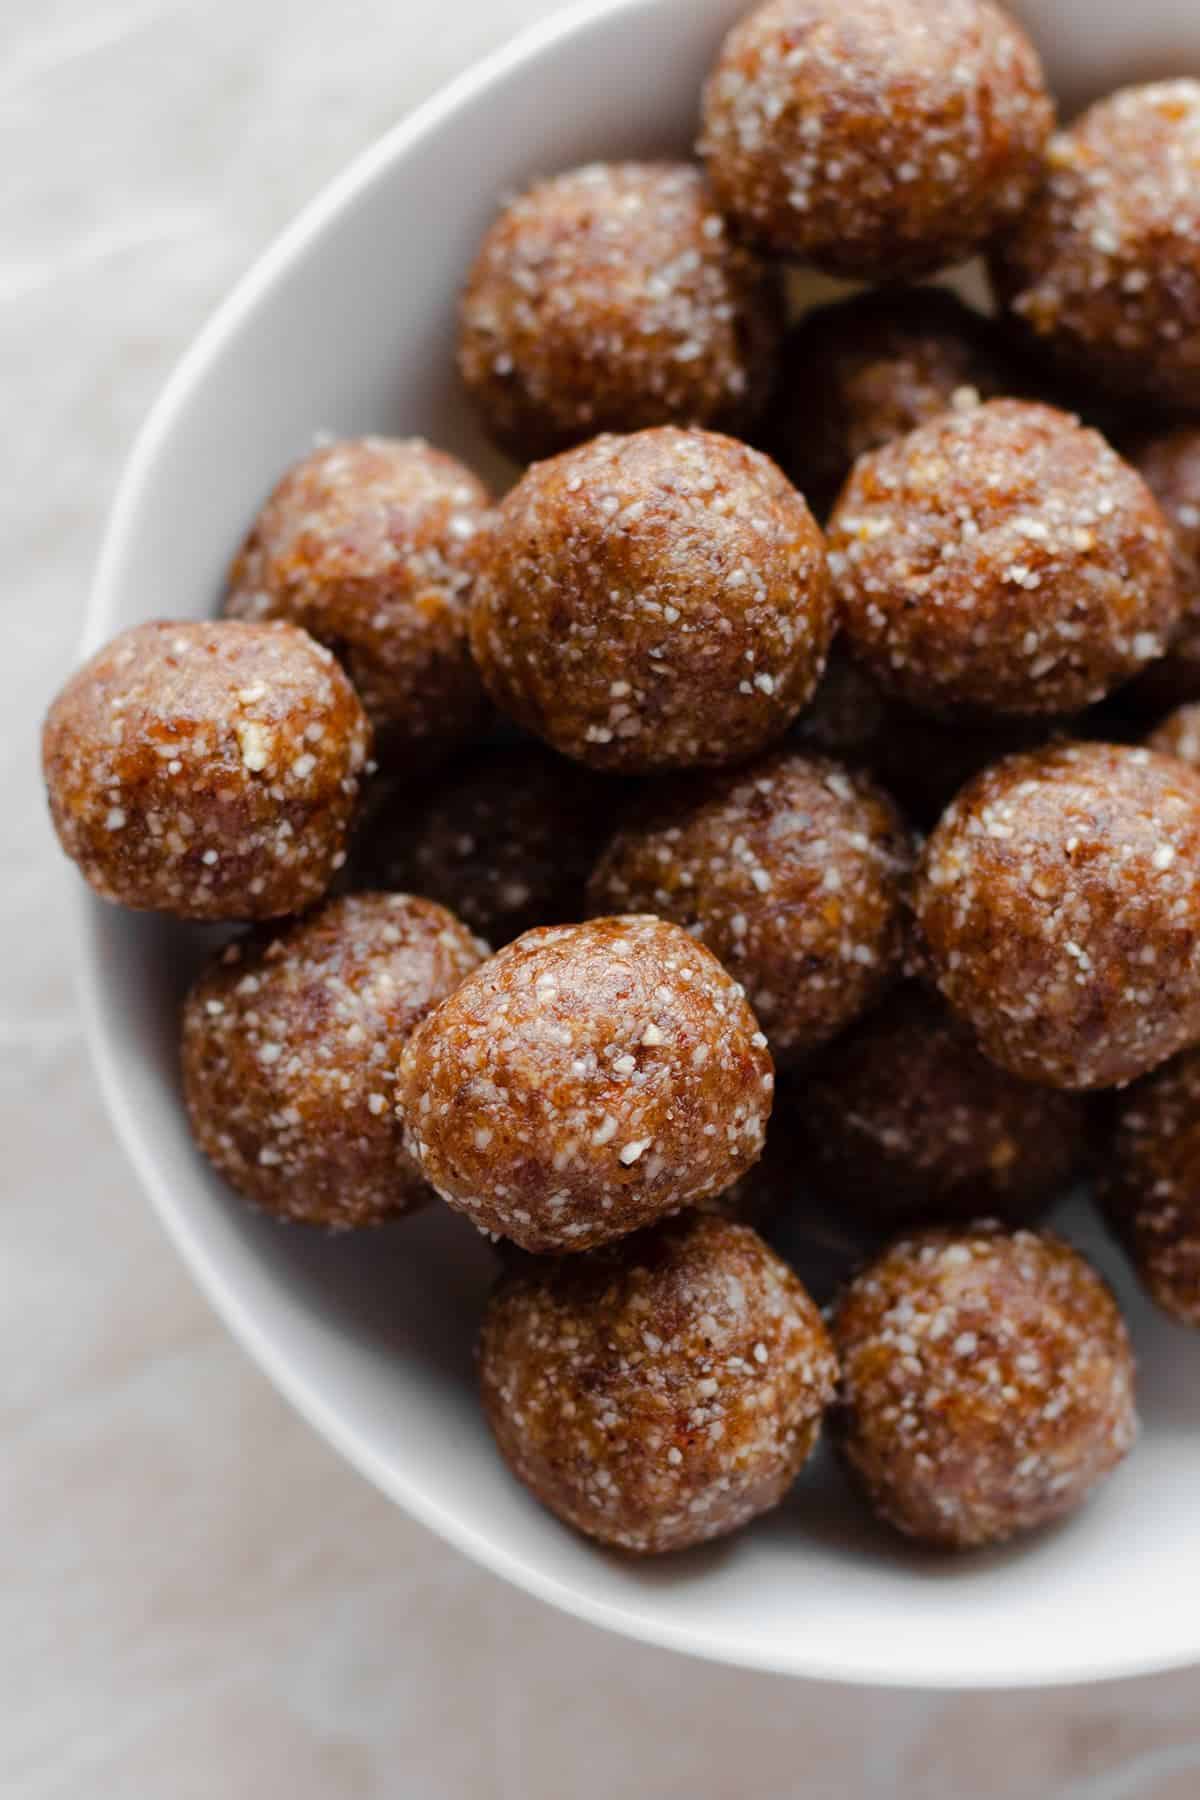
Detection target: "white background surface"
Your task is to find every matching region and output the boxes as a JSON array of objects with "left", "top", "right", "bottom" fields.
[{"left": 6, "top": 1, "right": 1200, "bottom": 1792}]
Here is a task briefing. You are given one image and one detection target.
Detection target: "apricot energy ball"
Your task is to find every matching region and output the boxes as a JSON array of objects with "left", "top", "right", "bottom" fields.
[
  {"left": 469, "top": 427, "right": 833, "bottom": 772},
  {"left": 795, "top": 985, "right": 1087, "bottom": 1230},
  {"left": 699, "top": 0, "right": 1053, "bottom": 278},
  {"left": 478, "top": 1213, "right": 837, "bottom": 1552},
  {"left": 914, "top": 742, "right": 1200, "bottom": 1090},
  {"left": 1148, "top": 704, "right": 1200, "bottom": 771},
  {"left": 458, "top": 162, "right": 782, "bottom": 462},
  {"left": 832, "top": 1225, "right": 1137, "bottom": 1549},
  {"left": 181, "top": 893, "right": 486, "bottom": 1228},
  {"left": 1126, "top": 427, "right": 1200, "bottom": 711},
  {"left": 396, "top": 915, "right": 774, "bottom": 1252},
  {"left": 588, "top": 750, "right": 912, "bottom": 1061},
  {"left": 828, "top": 400, "right": 1178, "bottom": 719},
  {"left": 42, "top": 619, "right": 371, "bottom": 920},
  {"left": 1105, "top": 1050, "right": 1200, "bottom": 1326},
  {"left": 224, "top": 437, "right": 490, "bottom": 762},
  {"left": 991, "top": 82, "right": 1200, "bottom": 413}
]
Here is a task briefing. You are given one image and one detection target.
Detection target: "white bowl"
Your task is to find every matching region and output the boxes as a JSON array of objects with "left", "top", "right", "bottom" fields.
[{"left": 81, "top": 0, "right": 1200, "bottom": 1688}]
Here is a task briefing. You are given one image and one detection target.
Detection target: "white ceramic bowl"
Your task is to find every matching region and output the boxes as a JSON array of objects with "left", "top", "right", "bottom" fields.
[{"left": 81, "top": 0, "right": 1200, "bottom": 1688}]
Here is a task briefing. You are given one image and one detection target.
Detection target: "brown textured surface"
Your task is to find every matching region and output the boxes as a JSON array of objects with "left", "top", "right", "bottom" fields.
[
  {"left": 1148, "top": 702, "right": 1200, "bottom": 770},
  {"left": 1105, "top": 1050, "right": 1200, "bottom": 1327},
  {"left": 588, "top": 749, "right": 912, "bottom": 1061},
  {"left": 224, "top": 437, "right": 490, "bottom": 766},
  {"left": 1125, "top": 427, "right": 1200, "bottom": 711},
  {"left": 469, "top": 427, "right": 832, "bottom": 772},
  {"left": 478, "top": 1213, "right": 837, "bottom": 1553},
  {"left": 699, "top": 0, "right": 1052, "bottom": 277},
  {"left": 832, "top": 1225, "right": 1137, "bottom": 1549},
  {"left": 181, "top": 893, "right": 486, "bottom": 1228},
  {"left": 828, "top": 400, "right": 1178, "bottom": 719},
  {"left": 42, "top": 619, "right": 371, "bottom": 920},
  {"left": 914, "top": 742, "right": 1200, "bottom": 1090},
  {"left": 457, "top": 162, "right": 782, "bottom": 462},
  {"left": 795, "top": 985, "right": 1086, "bottom": 1230},
  {"left": 397, "top": 915, "right": 774, "bottom": 1252}
]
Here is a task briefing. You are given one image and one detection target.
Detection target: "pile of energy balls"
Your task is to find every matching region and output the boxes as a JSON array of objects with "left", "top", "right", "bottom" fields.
[{"left": 43, "top": 0, "right": 1200, "bottom": 1557}]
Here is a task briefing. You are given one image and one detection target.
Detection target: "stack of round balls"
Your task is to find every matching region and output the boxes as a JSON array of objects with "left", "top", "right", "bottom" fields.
[{"left": 54, "top": 0, "right": 1200, "bottom": 1568}]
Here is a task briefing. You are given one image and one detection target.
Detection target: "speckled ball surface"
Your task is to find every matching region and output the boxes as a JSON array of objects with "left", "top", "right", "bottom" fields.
[
  {"left": 991, "top": 82, "right": 1200, "bottom": 412},
  {"left": 588, "top": 750, "right": 912, "bottom": 1061},
  {"left": 1106, "top": 1050, "right": 1200, "bottom": 1326},
  {"left": 224, "top": 438, "right": 490, "bottom": 763},
  {"left": 828, "top": 400, "right": 1178, "bottom": 719},
  {"left": 1148, "top": 703, "right": 1200, "bottom": 770},
  {"left": 42, "top": 619, "right": 371, "bottom": 920},
  {"left": 699, "top": 0, "right": 1053, "bottom": 278},
  {"left": 914, "top": 742, "right": 1200, "bottom": 1090},
  {"left": 478, "top": 1212, "right": 837, "bottom": 1552},
  {"left": 1126, "top": 427, "right": 1200, "bottom": 711},
  {"left": 832, "top": 1225, "right": 1137, "bottom": 1548},
  {"left": 396, "top": 915, "right": 775, "bottom": 1252},
  {"left": 469, "top": 427, "right": 833, "bottom": 772},
  {"left": 795, "top": 985, "right": 1086, "bottom": 1230},
  {"left": 458, "top": 162, "right": 782, "bottom": 462},
  {"left": 181, "top": 893, "right": 487, "bottom": 1228}
]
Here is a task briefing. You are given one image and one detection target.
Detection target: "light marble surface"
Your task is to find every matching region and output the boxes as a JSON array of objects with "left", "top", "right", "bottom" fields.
[{"left": 6, "top": 2, "right": 1200, "bottom": 1793}]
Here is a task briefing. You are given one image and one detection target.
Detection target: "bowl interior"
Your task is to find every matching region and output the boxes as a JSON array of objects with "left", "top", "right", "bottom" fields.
[{"left": 83, "top": 0, "right": 1200, "bottom": 1687}]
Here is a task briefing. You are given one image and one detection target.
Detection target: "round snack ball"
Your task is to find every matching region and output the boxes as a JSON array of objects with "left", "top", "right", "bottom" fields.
[
  {"left": 832, "top": 1224, "right": 1137, "bottom": 1548},
  {"left": 1148, "top": 703, "right": 1200, "bottom": 771},
  {"left": 224, "top": 437, "right": 490, "bottom": 763},
  {"left": 42, "top": 619, "right": 371, "bottom": 920},
  {"left": 182, "top": 893, "right": 486, "bottom": 1228},
  {"left": 470, "top": 427, "right": 833, "bottom": 773},
  {"left": 795, "top": 985, "right": 1087, "bottom": 1230},
  {"left": 699, "top": 0, "right": 1053, "bottom": 278},
  {"left": 769, "top": 287, "right": 1021, "bottom": 518},
  {"left": 914, "top": 742, "right": 1200, "bottom": 1090},
  {"left": 458, "top": 162, "right": 782, "bottom": 463},
  {"left": 354, "top": 743, "right": 623, "bottom": 946},
  {"left": 588, "top": 749, "right": 913, "bottom": 1062},
  {"left": 1106, "top": 1049, "right": 1200, "bottom": 1326},
  {"left": 478, "top": 1212, "right": 837, "bottom": 1553},
  {"left": 396, "top": 915, "right": 775, "bottom": 1252},
  {"left": 1125, "top": 428, "right": 1200, "bottom": 711},
  {"left": 991, "top": 82, "right": 1200, "bottom": 413}
]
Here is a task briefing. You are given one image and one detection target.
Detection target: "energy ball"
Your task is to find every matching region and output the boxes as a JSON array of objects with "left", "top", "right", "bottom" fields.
[
  {"left": 396, "top": 915, "right": 774, "bottom": 1252},
  {"left": 795, "top": 985, "right": 1087, "bottom": 1230},
  {"left": 832, "top": 1225, "right": 1137, "bottom": 1549},
  {"left": 769, "top": 286, "right": 1021, "bottom": 518},
  {"left": 458, "top": 162, "right": 782, "bottom": 462},
  {"left": 478, "top": 1212, "right": 837, "bottom": 1552},
  {"left": 1105, "top": 1050, "right": 1200, "bottom": 1326},
  {"left": 224, "top": 437, "right": 490, "bottom": 763},
  {"left": 828, "top": 400, "right": 1178, "bottom": 719},
  {"left": 181, "top": 893, "right": 486, "bottom": 1228},
  {"left": 699, "top": 0, "right": 1053, "bottom": 278},
  {"left": 991, "top": 82, "right": 1200, "bottom": 413},
  {"left": 42, "top": 619, "right": 371, "bottom": 920},
  {"left": 469, "top": 427, "right": 833, "bottom": 772},
  {"left": 1126, "top": 427, "right": 1200, "bottom": 711},
  {"left": 914, "top": 742, "right": 1200, "bottom": 1090},
  {"left": 588, "top": 749, "right": 913, "bottom": 1061},
  {"left": 1148, "top": 704, "right": 1200, "bottom": 770},
  {"left": 354, "top": 743, "right": 624, "bottom": 946}
]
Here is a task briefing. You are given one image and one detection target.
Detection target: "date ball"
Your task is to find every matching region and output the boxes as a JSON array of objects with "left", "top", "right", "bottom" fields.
[
  {"left": 1148, "top": 704, "right": 1200, "bottom": 771},
  {"left": 795, "top": 985, "right": 1087, "bottom": 1231},
  {"left": 458, "top": 162, "right": 782, "bottom": 463},
  {"left": 832, "top": 1225, "right": 1137, "bottom": 1548},
  {"left": 479, "top": 1212, "right": 837, "bottom": 1553},
  {"left": 699, "top": 0, "right": 1053, "bottom": 279},
  {"left": 224, "top": 437, "right": 490, "bottom": 763},
  {"left": 1106, "top": 1050, "right": 1200, "bottom": 1326},
  {"left": 396, "top": 915, "right": 774, "bottom": 1252},
  {"left": 1126, "top": 428, "right": 1200, "bottom": 712},
  {"left": 588, "top": 750, "right": 912, "bottom": 1061},
  {"left": 42, "top": 619, "right": 370, "bottom": 920},
  {"left": 470, "top": 427, "right": 833, "bottom": 773},
  {"left": 915, "top": 742, "right": 1200, "bottom": 1090},
  {"left": 828, "top": 400, "right": 1178, "bottom": 719},
  {"left": 992, "top": 82, "right": 1200, "bottom": 413},
  {"left": 181, "top": 893, "right": 486, "bottom": 1228}
]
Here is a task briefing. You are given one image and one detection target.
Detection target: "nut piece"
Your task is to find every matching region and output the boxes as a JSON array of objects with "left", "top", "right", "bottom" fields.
[
  {"left": 1105, "top": 1049, "right": 1200, "bottom": 1327},
  {"left": 479, "top": 1213, "right": 837, "bottom": 1552},
  {"left": 396, "top": 915, "right": 774, "bottom": 1252}
]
